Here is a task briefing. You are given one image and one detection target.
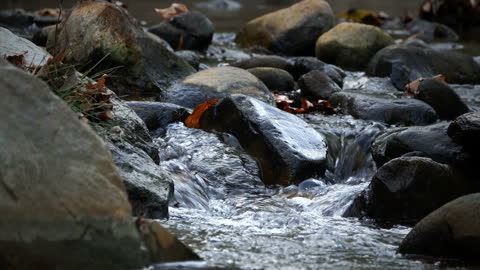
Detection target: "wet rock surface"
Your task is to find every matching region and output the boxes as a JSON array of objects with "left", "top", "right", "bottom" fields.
[
  {"left": 406, "top": 19, "right": 459, "bottom": 42},
  {"left": 315, "top": 22, "right": 394, "bottom": 70},
  {"left": 448, "top": 111, "right": 480, "bottom": 157},
  {"left": 235, "top": 0, "right": 335, "bottom": 56},
  {"left": 127, "top": 101, "right": 190, "bottom": 137},
  {"left": 247, "top": 67, "right": 295, "bottom": 92},
  {"left": 199, "top": 94, "right": 328, "bottom": 186},
  {"left": 0, "top": 59, "right": 148, "bottom": 270},
  {"left": 285, "top": 57, "right": 345, "bottom": 86},
  {"left": 410, "top": 78, "right": 470, "bottom": 120},
  {"left": 230, "top": 55, "right": 288, "bottom": 70},
  {"left": 47, "top": 1, "right": 195, "bottom": 97},
  {"left": 344, "top": 157, "right": 475, "bottom": 226},
  {"left": 371, "top": 123, "right": 469, "bottom": 168},
  {"left": 399, "top": 193, "right": 480, "bottom": 262},
  {"left": 148, "top": 11, "right": 215, "bottom": 52},
  {"left": 367, "top": 44, "right": 480, "bottom": 89},
  {"left": 165, "top": 66, "right": 274, "bottom": 108},
  {"left": 298, "top": 70, "right": 341, "bottom": 100},
  {"left": 329, "top": 91, "right": 438, "bottom": 126}
]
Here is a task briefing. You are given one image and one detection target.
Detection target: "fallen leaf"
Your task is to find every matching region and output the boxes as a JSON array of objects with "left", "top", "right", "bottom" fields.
[
  {"left": 4, "top": 51, "right": 28, "bottom": 68},
  {"left": 185, "top": 99, "right": 219, "bottom": 128},
  {"left": 37, "top": 8, "right": 61, "bottom": 17},
  {"left": 177, "top": 35, "right": 185, "bottom": 50},
  {"left": 155, "top": 3, "right": 189, "bottom": 21}
]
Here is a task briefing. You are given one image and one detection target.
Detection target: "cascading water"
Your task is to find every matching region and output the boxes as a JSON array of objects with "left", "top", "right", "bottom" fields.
[{"left": 152, "top": 111, "right": 441, "bottom": 269}]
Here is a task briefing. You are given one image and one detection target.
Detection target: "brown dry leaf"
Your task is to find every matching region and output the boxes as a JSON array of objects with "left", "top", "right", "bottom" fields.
[
  {"left": 155, "top": 3, "right": 189, "bottom": 21},
  {"left": 38, "top": 8, "right": 61, "bottom": 17},
  {"left": 185, "top": 98, "right": 219, "bottom": 128},
  {"left": 177, "top": 35, "right": 185, "bottom": 50},
  {"left": 46, "top": 52, "right": 67, "bottom": 66},
  {"left": 4, "top": 51, "right": 28, "bottom": 68},
  {"left": 405, "top": 74, "right": 446, "bottom": 96},
  {"left": 86, "top": 74, "right": 107, "bottom": 90}
]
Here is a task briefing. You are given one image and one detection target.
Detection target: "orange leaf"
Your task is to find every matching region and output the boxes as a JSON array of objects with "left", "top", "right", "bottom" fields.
[
  {"left": 155, "top": 3, "right": 188, "bottom": 21},
  {"left": 86, "top": 74, "right": 107, "bottom": 90},
  {"left": 37, "top": 8, "right": 61, "bottom": 17},
  {"left": 185, "top": 99, "right": 219, "bottom": 129},
  {"left": 4, "top": 51, "right": 28, "bottom": 68}
]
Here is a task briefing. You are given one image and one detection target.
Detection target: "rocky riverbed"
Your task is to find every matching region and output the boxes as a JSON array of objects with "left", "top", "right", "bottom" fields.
[{"left": 1, "top": 0, "right": 480, "bottom": 269}]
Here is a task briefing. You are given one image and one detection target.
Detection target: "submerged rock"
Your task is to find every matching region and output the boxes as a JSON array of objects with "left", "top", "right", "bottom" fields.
[
  {"left": 329, "top": 91, "right": 438, "bottom": 126},
  {"left": 344, "top": 157, "right": 474, "bottom": 226},
  {"left": 315, "top": 22, "right": 394, "bottom": 70},
  {"left": 235, "top": 0, "right": 335, "bottom": 56},
  {"left": 0, "top": 59, "right": 148, "bottom": 269},
  {"left": 372, "top": 123, "right": 469, "bottom": 168},
  {"left": 127, "top": 101, "right": 190, "bottom": 137},
  {"left": 298, "top": 70, "right": 341, "bottom": 100},
  {"left": 399, "top": 193, "right": 480, "bottom": 263},
  {"left": 448, "top": 111, "right": 480, "bottom": 154},
  {"left": 247, "top": 67, "right": 295, "bottom": 92},
  {"left": 165, "top": 66, "right": 274, "bottom": 108},
  {"left": 148, "top": 11, "right": 214, "bottom": 52},
  {"left": 199, "top": 94, "right": 328, "bottom": 186},
  {"left": 409, "top": 78, "right": 470, "bottom": 120},
  {"left": 47, "top": 1, "right": 195, "bottom": 97},
  {"left": 0, "top": 27, "right": 51, "bottom": 66},
  {"left": 367, "top": 44, "right": 480, "bottom": 89}
]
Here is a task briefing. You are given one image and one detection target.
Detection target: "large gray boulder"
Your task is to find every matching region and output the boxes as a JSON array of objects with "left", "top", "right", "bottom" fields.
[
  {"left": 367, "top": 44, "right": 480, "bottom": 89},
  {"left": 235, "top": 0, "right": 335, "bottom": 56},
  {"left": 199, "top": 94, "right": 328, "bottom": 186},
  {"left": 315, "top": 22, "right": 394, "bottom": 70},
  {"left": 329, "top": 91, "right": 438, "bottom": 126},
  {"left": 165, "top": 66, "right": 274, "bottom": 108},
  {"left": 344, "top": 157, "right": 474, "bottom": 226},
  {"left": 47, "top": 1, "right": 195, "bottom": 97},
  {"left": 0, "top": 59, "right": 148, "bottom": 269},
  {"left": 399, "top": 193, "right": 480, "bottom": 263}
]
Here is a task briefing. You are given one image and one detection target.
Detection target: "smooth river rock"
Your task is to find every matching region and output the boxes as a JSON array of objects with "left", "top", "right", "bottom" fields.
[
  {"left": 315, "top": 22, "right": 394, "bottom": 70},
  {"left": 247, "top": 67, "right": 295, "bottom": 92},
  {"left": 329, "top": 91, "right": 438, "bottom": 126},
  {"left": 199, "top": 94, "right": 328, "bottom": 186},
  {"left": 448, "top": 111, "right": 480, "bottom": 154},
  {"left": 0, "top": 26, "right": 51, "bottom": 66},
  {"left": 344, "top": 157, "right": 474, "bottom": 226},
  {"left": 165, "top": 66, "right": 274, "bottom": 108},
  {"left": 235, "top": 0, "right": 335, "bottom": 56},
  {"left": 399, "top": 193, "right": 480, "bottom": 263}
]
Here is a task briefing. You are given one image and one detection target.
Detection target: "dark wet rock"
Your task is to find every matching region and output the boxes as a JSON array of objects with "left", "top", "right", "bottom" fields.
[
  {"left": 285, "top": 57, "right": 345, "bottom": 87},
  {"left": 175, "top": 50, "right": 201, "bottom": 70},
  {"left": 411, "top": 78, "right": 470, "bottom": 120},
  {"left": 139, "top": 219, "right": 201, "bottom": 263},
  {"left": 329, "top": 91, "right": 438, "bottom": 126},
  {"left": 247, "top": 67, "right": 294, "bottom": 92},
  {"left": 342, "top": 72, "right": 399, "bottom": 95},
  {"left": 367, "top": 44, "right": 480, "bottom": 89},
  {"left": 165, "top": 66, "right": 274, "bottom": 109},
  {"left": 399, "top": 193, "right": 480, "bottom": 263},
  {"left": 406, "top": 19, "right": 459, "bottom": 41},
  {"left": 371, "top": 123, "right": 469, "bottom": 168},
  {"left": 148, "top": 11, "right": 214, "bottom": 52},
  {"left": 344, "top": 157, "right": 474, "bottom": 226},
  {"left": 230, "top": 55, "right": 288, "bottom": 70},
  {"left": 298, "top": 70, "right": 341, "bottom": 100},
  {"left": 126, "top": 101, "right": 190, "bottom": 137},
  {"left": 199, "top": 94, "right": 328, "bottom": 186},
  {"left": 0, "top": 27, "right": 51, "bottom": 66},
  {"left": 31, "top": 24, "right": 57, "bottom": 47},
  {"left": 94, "top": 95, "right": 173, "bottom": 219},
  {"left": 0, "top": 59, "right": 149, "bottom": 270},
  {"left": 0, "top": 9, "right": 34, "bottom": 28},
  {"left": 448, "top": 112, "right": 480, "bottom": 153},
  {"left": 235, "top": 0, "right": 335, "bottom": 56},
  {"left": 315, "top": 22, "right": 394, "bottom": 70},
  {"left": 47, "top": 1, "right": 195, "bottom": 97}
]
